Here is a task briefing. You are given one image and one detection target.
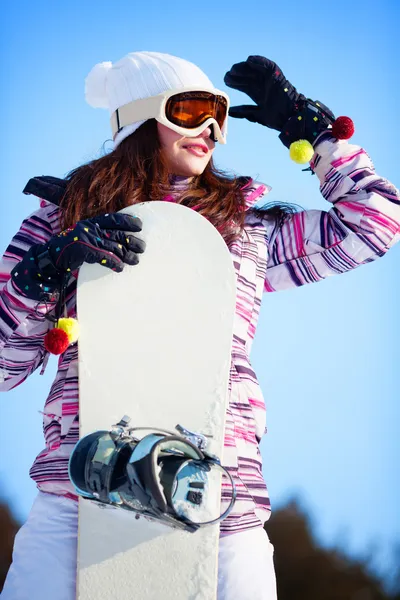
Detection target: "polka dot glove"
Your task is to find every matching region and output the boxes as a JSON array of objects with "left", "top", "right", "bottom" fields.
[
  {"left": 10, "top": 213, "right": 145, "bottom": 301},
  {"left": 224, "top": 56, "right": 335, "bottom": 149}
]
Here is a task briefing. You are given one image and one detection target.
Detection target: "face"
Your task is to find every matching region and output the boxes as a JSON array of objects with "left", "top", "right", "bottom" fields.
[{"left": 157, "top": 123, "right": 215, "bottom": 177}]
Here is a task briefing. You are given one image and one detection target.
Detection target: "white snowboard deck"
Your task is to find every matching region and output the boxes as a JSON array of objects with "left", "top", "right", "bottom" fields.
[{"left": 76, "top": 202, "right": 236, "bottom": 600}]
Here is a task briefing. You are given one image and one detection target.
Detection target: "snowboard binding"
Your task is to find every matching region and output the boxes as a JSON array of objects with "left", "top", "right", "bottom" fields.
[{"left": 68, "top": 416, "right": 236, "bottom": 532}]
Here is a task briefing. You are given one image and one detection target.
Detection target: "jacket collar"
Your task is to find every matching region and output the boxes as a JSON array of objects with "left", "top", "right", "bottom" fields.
[
  {"left": 23, "top": 176, "right": 271, "bottom": 210},
  {"left": 23, "top": 176, "right": 67, "bottom": 206}
]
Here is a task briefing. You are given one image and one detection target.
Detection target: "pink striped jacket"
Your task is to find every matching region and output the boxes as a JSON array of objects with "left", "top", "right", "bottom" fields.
[{"left": 1, "top": 132, "right": 399, "bottom": 535}]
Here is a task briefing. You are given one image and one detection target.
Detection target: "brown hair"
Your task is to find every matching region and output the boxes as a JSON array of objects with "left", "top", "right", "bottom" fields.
[{"left": 60, "top": 119, "right": 299, "bottom": 246}]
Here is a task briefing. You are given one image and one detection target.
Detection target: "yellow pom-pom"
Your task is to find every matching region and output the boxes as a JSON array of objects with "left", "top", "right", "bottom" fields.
[
  {"left": 289, "top": 139, "right": 314, "bottom": 164},
  {"left": 57, "top": 318, "right": 80, "bottom": 344}
]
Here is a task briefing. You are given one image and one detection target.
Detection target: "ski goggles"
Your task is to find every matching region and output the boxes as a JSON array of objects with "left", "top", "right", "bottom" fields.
[{"left": 111, "top": 87, "right": 230, "bottom": 144}]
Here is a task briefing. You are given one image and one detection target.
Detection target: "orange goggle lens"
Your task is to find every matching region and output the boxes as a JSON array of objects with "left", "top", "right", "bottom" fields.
[{"left": 165, "top": 91, "right": 228, "bottom": 130}]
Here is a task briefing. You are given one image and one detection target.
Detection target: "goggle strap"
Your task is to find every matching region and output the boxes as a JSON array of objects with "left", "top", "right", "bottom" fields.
[{"left": 111, "top": 96, "right": 163, "bottom": 136}]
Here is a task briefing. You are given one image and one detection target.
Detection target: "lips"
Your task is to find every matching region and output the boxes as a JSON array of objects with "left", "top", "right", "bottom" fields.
[{"left": 182, "top": 144, "right": 208, "bottom": 157}]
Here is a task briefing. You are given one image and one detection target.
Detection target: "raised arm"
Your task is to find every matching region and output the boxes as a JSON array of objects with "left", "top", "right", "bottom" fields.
[
  {"left": 264, "top": 132, "right": 400, "bottom": 291},
  {"left": 224, "top": 55, "right": 399, "bottom": 291}
]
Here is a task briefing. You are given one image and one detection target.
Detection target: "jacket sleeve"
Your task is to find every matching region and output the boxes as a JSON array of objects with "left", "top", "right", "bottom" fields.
[
  {"left": 264, "top": 131, "right": 400, "bottom": 292},
  {"left": 0, "top": 205, "right": 58, "bottom": 391}
]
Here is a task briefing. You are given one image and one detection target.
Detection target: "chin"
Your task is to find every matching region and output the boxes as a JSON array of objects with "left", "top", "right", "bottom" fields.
[
  {"left": 186, "top": 167, "right": 206, "bottom": 176},
  {"left": 179, "top": 161, "right": 208, "bottom": 177}
]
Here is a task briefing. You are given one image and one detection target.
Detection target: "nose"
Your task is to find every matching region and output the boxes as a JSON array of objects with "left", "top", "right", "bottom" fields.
[
  {"left": 196, "top": 127, "right": 213, "bottom": 140},
  {"left": 196, "top": 127, "right": 217, "bottom": 143}
]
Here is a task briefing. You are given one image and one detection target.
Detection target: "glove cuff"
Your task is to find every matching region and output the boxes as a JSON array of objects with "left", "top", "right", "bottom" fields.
[
  {"left": 10, "top": 245, "right": 63, "bottom": 302},
  {"left": 278, "top": 99, "right": 335, "bottom": 150},
  {"left": 37, "top": 247, "right": 64, "bottom": 279},
  {"left": 279, "top": 100, "right": 355, "bottom": 165}
]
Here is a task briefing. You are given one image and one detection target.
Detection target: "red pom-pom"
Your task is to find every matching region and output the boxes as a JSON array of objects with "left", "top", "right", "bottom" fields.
[
  {"left": 331, "top": 116, "right": 354, "bottom": 140},
  {"left": 44, "top": 328, "right": 70, "bottom": 355}
]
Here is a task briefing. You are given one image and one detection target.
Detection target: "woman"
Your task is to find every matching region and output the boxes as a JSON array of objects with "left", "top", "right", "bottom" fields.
[{"left": 1, "top": 51, "right": 399, "bottom": 600}]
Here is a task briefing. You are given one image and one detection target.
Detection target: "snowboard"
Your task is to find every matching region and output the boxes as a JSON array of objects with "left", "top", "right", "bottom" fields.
[{"left": 76, "top": 202, "right": 236, "bottom": 600}]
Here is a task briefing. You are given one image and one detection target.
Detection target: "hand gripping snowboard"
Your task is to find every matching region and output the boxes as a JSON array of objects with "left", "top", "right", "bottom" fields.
[{"left": 74, "top": 202, "right": 236, "bottom": 600}]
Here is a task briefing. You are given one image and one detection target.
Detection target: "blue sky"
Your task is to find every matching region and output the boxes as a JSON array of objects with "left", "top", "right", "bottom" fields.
[{"left": 1, "top": 0, "right": 399, "bottom": 583}]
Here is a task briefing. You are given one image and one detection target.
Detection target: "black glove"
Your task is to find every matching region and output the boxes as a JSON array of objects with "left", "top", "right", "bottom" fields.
[
  {"left": 11, "top": 213, "right": 145, "bottom": 301},
  {"left": 224, "top": 56, "right": 335, "bottom": 149}
]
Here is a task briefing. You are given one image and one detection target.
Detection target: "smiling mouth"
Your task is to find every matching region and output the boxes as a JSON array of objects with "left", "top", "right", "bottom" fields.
[{"left": 182, "top": 144, "right": 209, "bottom": 157}]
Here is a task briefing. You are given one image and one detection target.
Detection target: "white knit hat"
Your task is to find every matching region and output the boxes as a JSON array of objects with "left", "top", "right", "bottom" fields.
[{"left": 85, "top": 51, "right": 216, "bottom": 147}]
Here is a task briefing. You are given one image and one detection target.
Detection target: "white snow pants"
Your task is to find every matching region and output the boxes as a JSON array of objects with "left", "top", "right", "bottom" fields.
[{"left": 1, "top": 491, "right": 277, "bottom": 600}]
